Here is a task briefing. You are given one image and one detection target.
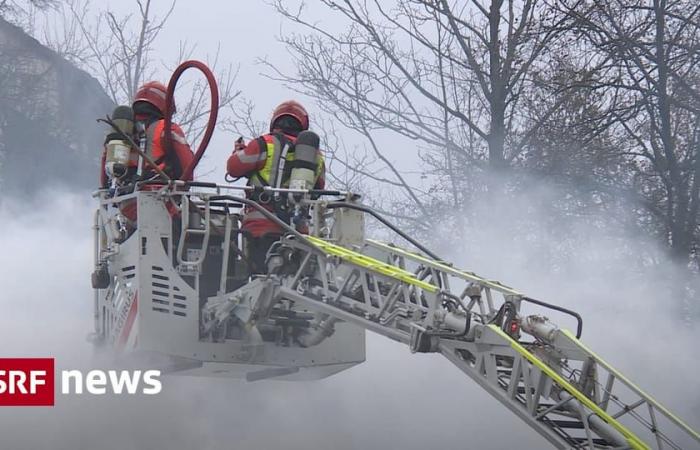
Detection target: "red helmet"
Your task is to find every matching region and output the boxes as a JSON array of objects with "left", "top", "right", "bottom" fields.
[
  {"left": 133, "top": 81, "right": 170, "bottom": 115},
  {"left": 270, "top": 100, "right": 309, "bottom": 132}
]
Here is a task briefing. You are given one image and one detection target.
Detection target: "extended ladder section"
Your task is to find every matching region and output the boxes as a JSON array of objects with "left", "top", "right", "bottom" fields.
[{"left": 269, "top": 234, "right": 700, "bottom": 450}]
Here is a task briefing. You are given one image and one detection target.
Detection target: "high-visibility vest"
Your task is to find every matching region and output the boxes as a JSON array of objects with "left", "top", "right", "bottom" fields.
[{"left": 249, "top": 133, "right": 323, "bottom": 189}]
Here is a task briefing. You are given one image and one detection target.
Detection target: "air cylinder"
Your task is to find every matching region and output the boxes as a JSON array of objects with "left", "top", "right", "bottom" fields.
[
  {"left": 104, "top": 105, "right": 135, "bottom": 180},
  {"left": 289, "top": 130, "right": 319, "bottom": 194}
]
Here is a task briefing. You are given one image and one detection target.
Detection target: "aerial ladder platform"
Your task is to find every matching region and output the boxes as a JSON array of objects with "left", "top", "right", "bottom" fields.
[{"left": 92, "top": 182, "right": 700, "bottom": 450}]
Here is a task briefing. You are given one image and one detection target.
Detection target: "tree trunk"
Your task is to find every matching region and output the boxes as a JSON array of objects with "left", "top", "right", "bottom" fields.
[{"left": 488, "top": 0, "right": 507, "bottom": 174}]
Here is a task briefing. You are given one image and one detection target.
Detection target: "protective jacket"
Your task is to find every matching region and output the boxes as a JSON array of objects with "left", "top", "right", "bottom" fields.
[
  {"left": 144, "top": 119, "right": 194, "bottom": 181},
  {"left": 100, "top": 119, "right": 194, "bottom": 225},
  {"left": 100, "top": 119, "right": 194, "bottom": 187},
  {"left": 226, "top": 132, "right": 325, "bottom": 237}
]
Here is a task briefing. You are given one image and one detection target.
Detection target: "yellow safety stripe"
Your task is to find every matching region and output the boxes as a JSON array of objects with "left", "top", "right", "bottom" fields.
[
  {"left": 256, "top": 138, "right": 325, "bottom": 186},
  {"left": 368, "top": 239, "right": 521, "bottom": 295},
  {"left": 489, "top": 325, "right": 649, "bottom": 450},
  {"left": 560, "top": 329, "right": 700, "bottom": 442},
  {"left": 306, "top": 236, "right": 438, "bottom": 293},
  {"left": 256, "top": 140, "right": 276, "bottom": 185}
]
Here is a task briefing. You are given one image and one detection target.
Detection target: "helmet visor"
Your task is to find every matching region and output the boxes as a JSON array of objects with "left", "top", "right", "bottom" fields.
[
  {"left": 272, "top": 115, "right": 303, "bottom": 136},
  {"left": 133, "top": 101, "right": 163, "bottom": 119}
]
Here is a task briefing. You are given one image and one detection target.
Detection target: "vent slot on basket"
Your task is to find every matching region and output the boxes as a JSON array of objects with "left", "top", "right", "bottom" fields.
[
  {"left": 120, "top": 265, "right": 136, "bottom": 280},
  {"left": 150, "top": 268, "right": 187, "bottom": 317}
]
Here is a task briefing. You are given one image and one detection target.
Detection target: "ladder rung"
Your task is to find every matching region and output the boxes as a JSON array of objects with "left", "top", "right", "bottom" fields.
[
  {"left": 552, "top": 420, "right": 585, "bottom": 429},
  {"left": 517, "top": 386, "right": 534, "bottom": 395},
  {"left": 568, "top": 437, "right": 610, "bottom": 446}
]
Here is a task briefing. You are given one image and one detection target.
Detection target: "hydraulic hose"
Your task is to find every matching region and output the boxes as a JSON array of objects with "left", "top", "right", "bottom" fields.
[
  {"left": 325, "top": 202, "right": 442, "bottom": 261},
  {"left": 164, "top": 60, "right": 220, "bottom": 181},
  {"left": 522, "top": 296, "right": 583, "bottom": 339}
]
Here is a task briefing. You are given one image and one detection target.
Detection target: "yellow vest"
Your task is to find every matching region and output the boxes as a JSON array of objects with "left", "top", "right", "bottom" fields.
[{"left": 251, "top": 133, "right": 324, "bottom": 188}]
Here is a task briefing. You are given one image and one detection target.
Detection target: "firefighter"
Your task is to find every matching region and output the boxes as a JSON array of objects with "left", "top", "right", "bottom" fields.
[
  {"left": 99, "top": 81, "right": 196, "bottom": 229},
  {"left": 100, "top": 81, "right": 194, "bottom": 188},
  {"left": 132, "top": 81, "right": 194, "bottom": 181},
  {"left": 226, "top": 100, "right": 326, "bottom": 274}
]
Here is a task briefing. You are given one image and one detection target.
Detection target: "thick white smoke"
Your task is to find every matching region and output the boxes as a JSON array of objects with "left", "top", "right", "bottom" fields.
[
  {"left": 435, "top": 179, "right": 700, "bottom": 446},
  {"left": 0, "top": 184, "right": 697, "bottom": 450}
]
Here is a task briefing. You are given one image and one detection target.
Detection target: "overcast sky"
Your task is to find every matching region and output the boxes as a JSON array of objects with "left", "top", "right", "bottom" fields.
[{"left": 1, "top": 2, "right": 698, "bottom": 449}]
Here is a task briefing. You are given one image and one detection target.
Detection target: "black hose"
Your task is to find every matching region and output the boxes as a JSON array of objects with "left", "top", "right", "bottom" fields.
[
  {"left": 309, "top": 189, "right": 348, "bottom": 197},
  {"left": 522, "top": 296, "right": 583, "bottom": 339},
  {"left": 325, "top": 202, "right": 442, "bottom": 261}
]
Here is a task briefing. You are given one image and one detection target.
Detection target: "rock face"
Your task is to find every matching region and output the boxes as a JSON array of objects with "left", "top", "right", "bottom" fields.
[{"left": 0, "top": 17, "right": 115, "bottom": 197}]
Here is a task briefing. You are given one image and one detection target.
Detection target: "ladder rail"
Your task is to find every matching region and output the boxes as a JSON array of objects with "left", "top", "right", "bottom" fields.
[
  {"left": 278, "top": 237, "right": 615, "bottom": 448},
  {"left": 175, "top": 194, "right": 212, "bottom": 269},
  {"left": 558, "top": 329, "right": 700, "bottom": 446}
]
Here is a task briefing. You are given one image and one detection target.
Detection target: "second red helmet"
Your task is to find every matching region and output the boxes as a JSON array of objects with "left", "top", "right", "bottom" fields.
[{"left": 270, "top": 100, "right": 309, "bottom": 132}]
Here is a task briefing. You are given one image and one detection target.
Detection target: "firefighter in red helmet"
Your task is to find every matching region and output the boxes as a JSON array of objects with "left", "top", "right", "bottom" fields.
[
  {"left": 100, "top": 81, "right": 195, "bottom": 188},
  {"left": 99, "top": 81, "right": 196, "bottom": 231},
  {"left": 226, "top": 100, "right": 326, "bottom": 274},
  {"left": 132, "top": 81, "right": 195, "bottom": 181}
]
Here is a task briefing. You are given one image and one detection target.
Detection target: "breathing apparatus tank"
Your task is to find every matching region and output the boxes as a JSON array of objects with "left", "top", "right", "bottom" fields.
[
  {"left": 104, "top": 106, "right": 135, "bottom": 181},
  {"left": 289, "top": 130, "right": 320, "bottom": 203}
]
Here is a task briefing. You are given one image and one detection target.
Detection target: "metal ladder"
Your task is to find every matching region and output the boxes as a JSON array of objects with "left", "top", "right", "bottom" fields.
[
  {"left": 176, "top": 195, "right": 211, "bottom": 273},
  {"left": 266, "top": 234, "right": 700, "bottom": 449}
]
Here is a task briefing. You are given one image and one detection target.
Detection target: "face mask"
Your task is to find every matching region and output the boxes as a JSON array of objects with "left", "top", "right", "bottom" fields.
[
  {"left": 272, "top": 115, "right": 303, "bottom": 136},
  {"left": 133, "top": 101, "right": 163, "bottom": 123}
]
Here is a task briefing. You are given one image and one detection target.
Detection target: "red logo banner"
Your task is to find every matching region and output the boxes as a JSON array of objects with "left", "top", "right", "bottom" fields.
[{"left": 0, "top": 358, "right": 54, "bottom": 406}]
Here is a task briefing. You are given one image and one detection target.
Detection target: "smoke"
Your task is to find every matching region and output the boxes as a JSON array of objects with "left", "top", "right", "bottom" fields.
[
  {"left": 0, "top": 183, "right": 698, "bottom": 450},
  {"left": 434, "top": 177, "right": 700, "bottom": 446}
]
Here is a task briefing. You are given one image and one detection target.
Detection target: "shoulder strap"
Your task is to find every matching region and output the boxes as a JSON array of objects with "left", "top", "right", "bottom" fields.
[
  {"left": 144, "top": 121, "right": 158, "bottom": 159},
  {"left": 256, "top": 137, "right": 268, "bottom": 159},
  {"left": 269, "top": 133, "right": 292, "bottom": 188}
]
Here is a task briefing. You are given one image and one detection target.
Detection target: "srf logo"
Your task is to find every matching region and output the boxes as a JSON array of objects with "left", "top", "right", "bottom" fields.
[{"left": 0, "top": 358, "right": 54, "bottom": 406}]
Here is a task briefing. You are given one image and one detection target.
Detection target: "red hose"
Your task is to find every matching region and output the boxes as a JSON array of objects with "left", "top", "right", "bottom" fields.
[{"left": 164, "top": 60, "right": 219, "bottom": 181}]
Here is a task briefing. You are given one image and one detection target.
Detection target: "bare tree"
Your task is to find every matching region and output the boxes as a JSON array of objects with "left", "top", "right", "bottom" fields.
[
  {"left": 556, "top": 0, "right": 700, "bottom": 266},
  {"left": 0, "top": 0, "right": 56, "bottom": 18},
  {"left": 0, "top": 0, "right": 57, "bottom": 34},
  {"left": 265, "top": 0, "right": 586, "bottom": 231},
  {"left": 38, "top": 0, "right": 240, "bottom": 143},
  {"left": 41, "top": 0, "right": 176, "bottom": 103}
]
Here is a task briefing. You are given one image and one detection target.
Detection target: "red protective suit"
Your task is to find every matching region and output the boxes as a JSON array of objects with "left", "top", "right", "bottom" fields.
[
  {"left": 100, "top": 119, "right": 194, "bottom": 188},
  {"left": 100, "top": 119, "right": 194, "bottom": 224},
  {"left": 145, "top": 119, "right": 194, "bottom": 181}
]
